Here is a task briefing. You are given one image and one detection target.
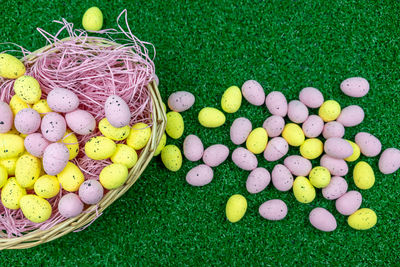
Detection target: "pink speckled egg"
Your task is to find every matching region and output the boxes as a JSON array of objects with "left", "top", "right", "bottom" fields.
[
  {"left": 265, "top": 91, "right": 288, "bottom": 117},
  {"left": 271, "top": 164, "right": 293, "bottom": 191},
  {"left": 284, "top": 155, "right": 312, "bottom": 176},
  {"left": 299, "top": 87, "right": 324, "bottom": 108},
  {"left": 302, "top": 115, "right": 324, "bottom": 138},
  {"left": 230, "top": 117, "right": 252, "bottom": 145},
  {"left": 322, "top": 121, "right": 345, "bottom": 139},
  {"left": 320, "top": 154, "right": 348, "bottom": 176},
  {"left": 14, "top": 108, "right": 41, "bottom": 134},
  {"left": 259, "top": 199, "right": 288, "bottom": 221},
  {"left": 324, "top": 138, "right": 353, "bottom": 159},
  {"left": 202, "top": 144, "right": 229, "bottom": 167},
  {"left": 379, "top": 148, "right": 400, "bottom": 174},
  {"left": 65, "top": 109, "right": 96, "bottom": 135},
  {"left": 42, "top": 143, "right": 69, "bottom": 175},
  {"left": 47, "top": 88, "right": 79, "bottom": 113},
  {"left": 168, "top": 91, "right": 195, "bottom": 112},
  {"left": 355, "top": 132, "right": 382, "bottom": 157},
  {"left": 183, "top": 134, "right": 204, "bottom": 161},
  {"left": 78, "top": 180, "right": 104, "bottom": 204},
  {"left": 0, "top": 101, "right": 13, "bottom": 133},
  {"left": 287, "top": 100, "right": 309, "bottom": 123},
  {"left": 337, "top": 105, "right": 364, "bottom": 127},
  {"left": 41, "top": 112, "right": 66, "bottom": 142},
  {"left": 263, "top": 115, "right": 285, "bottom": 137},
  {"left": 104, "top": 95, "right": 131, "bottom": 128},
  {"left": 322, "top": 176, "right": 348, "bottom": 200},
  {"left": 58, "top": 193, "right": 84, "bottom": 218},
  {"left": 232, "top": 147, "right": 257, "bottom": 171},
  {"left": 241, "top": 80, "right": 265, "bottom": 106},
  {"left": 246, "top": 167, "right": 270, "bottom": 194},
  {"left": 24, "top": 133, "right": 50, "bottom": 157},
  {"left": 263, "top": 137, "right": 289, "bottom": 162},
  {"left": 335, "top": 191, "right": 362, "bottom": 215},
  {"left": 340, "top": 77, "right": 369, "bottom": 98},
  {"left": 309, "top": 207, "right": 337, "bottom": 232},
  {"left": 186, "top": 164, "right": 213, "bottom": 186}
]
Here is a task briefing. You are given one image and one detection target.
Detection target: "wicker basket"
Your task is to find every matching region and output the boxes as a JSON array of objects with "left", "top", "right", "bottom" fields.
[{"left": 0, "top": 42, "right": 166, "bottom": 250}]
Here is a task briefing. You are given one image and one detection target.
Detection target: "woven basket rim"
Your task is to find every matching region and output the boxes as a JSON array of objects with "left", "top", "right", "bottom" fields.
[{"left": 0, "top": 39, "right": 166, "bottom": 250}]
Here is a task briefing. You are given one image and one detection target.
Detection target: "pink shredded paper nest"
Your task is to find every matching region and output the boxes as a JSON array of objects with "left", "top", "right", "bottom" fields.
[{"left": 0, "top": 10, "right": 155, "bottom": 237}]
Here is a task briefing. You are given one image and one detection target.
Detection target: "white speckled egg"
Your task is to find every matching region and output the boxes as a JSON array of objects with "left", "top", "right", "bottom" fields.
[
  {"left": 302, "top": 115, "right": 324, "bottom": 138},
  {"left": 355, "top": 132, "right": 382, "bottom": 157},
  {"left": 309, "top": 207, "right": 337, "bottom": 232},
  {"left": 230, "top": 117, "right": 252, "bottom": 145},
  {"left": 246, "top": 167, "right": 270, "bottom": 194},
  {"left": 47, "top": 88, "right": 79, "bottom": 113},
  {"left": 324, "top": 138, "right": 353, "bottom": 159},
  {"left": 271, "top": 164, "right": 293, "bottom": 191},
  {"left": 24, "top": 133, "right": 50, "bottom": 157},
  {"left": 263, "top": 137, "right": 289, "bottom": 162},
  {"left": 168, "top": 91, "right": 195, "bottom": 112},
  {"left": 78, "top": 180, "right": 104, "bottom": 205},
  {"left": 287, "top": 100, "right": 309, "bottom": 123},
  {"left": 284, "top": 155, "right": 312, "bottom": 176},
  {"left": 202, "top": 144, "right": 229, "bottom": 167},
  {"left": 105, "top": 95, "right": 131, "bottom": 128},
  {"left": 58, "top": 193, "right": 84, "bottom": 218},
  {"left": 186, "top": 164, "right": 214, "bottom": 186},
  {"left": 42, "top": 143, "right": 70, "bottom": 175},
  {"left": 259, "top": 199, "right": 288, "bottom": 221},
  {"left": 0, "top": 101, "right": 13, "bottom": 133},
  {"left": 65, "top": 109, "right": 96, "bottom": 135},
  {"left": 340, "top": 77, "right": 369, "bottom": 98},
  {"left": 232, "top": 147, "right": 257, "bottom": 171},
  {"left": 335, "top": 191, "right": 362, "bottom": 215},
  {"left": 299, "top": 87, "right": 324, "bottom": 108},
  {"left": 265, "top": 91, "right": 287, "bottom": 117},
  {"left": 183, "top": 134, "right": 204, "bottom": 162},
  {"left": 322, "top": 176, "right": 348, "bottom": 200},
  {"left": 41, "top": 112, "right": 66, "bottom": 142},
  {"left": 337, "top": 105, "right": 364, "bottom": 127},
  {"left": 241, "top": 80, "right": 265, "bottom": 106},
  {"left": 320, "top": 154, "right": 348, "bottom": 176},
  {"left": 262, "top": 115, "right": 284, "bottom": 137},
  {"left": 322, "top": 121, "right": 345, "bottom": 139},
  {"left": 14, "top": 108, "right": 41, "bottom": 135}
]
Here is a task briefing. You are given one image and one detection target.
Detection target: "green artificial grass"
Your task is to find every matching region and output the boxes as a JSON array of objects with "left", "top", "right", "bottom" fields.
[{"left": 1, "top": 0, "right": 399, "bottom": 265}]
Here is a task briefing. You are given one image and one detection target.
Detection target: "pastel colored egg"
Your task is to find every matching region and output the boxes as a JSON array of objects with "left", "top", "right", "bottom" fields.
[
  {"left": 0, "top": 165, "right": 7, "bottom": 188},
  {"left": 1, "top": 177, "right": 26, "bottom": 209},
  {"left": 287, "top": 100, "right": 309, "bottom": 123},
  {"left": 246, "top": 127, "right": 268, "bottom": 154},
  {"left": 320, "top": 154, "right": 348, "bottom": 176},
  {"left": 282, "top": 123, "right": 305, "bottom": 147},
  {"left": 348, "top": 208, "right": 377, "bottom": 230},
  {"left": 58, "top": 193, "right": 84, "bottom": 218},
  {"left": 319, "top": 100, "right": 341, "bottom": 122},
  {"left": 0, "top": 134, "right": 25, "bottom": 159},
  {"left": 41, "top": 112, "right": 67, "bottom": 141},
  {"left": 355, "top": 132, "right": 382, "bottom": 157},
  {"left": 154, "top": 133, "right": 167, "bottom": 156},
  {"left": 47, "top": 88, "right": 79, "bottom": 113},
  {"left": 309, "top": 166, "right": 331, "bottom": 188},
  {"left": 20, "top": 195, "right": 52, "bottom": 223},
  {"left": 241, "top": 80, "right": 265, "bottom": 106},
  {"left": 0, "top": 101, "right": 14, "bottom": 133},
  {"left": 98, "top": 118, "right": 130, "bottom": 141},
  {"left": 322, "top": 176, "right": 348, "bottom": 200},
  {"left": 104, "top": 95, "right": 131, "bottom": 128},
  {"left": 126, "top": 123, "right": 151, "bottom": 150},
  {"left": 271, "top": 164, "right": 293, "bottom": 191},
  {"left": 293, "top": 176, "right": 316, "bottom": 203},
  {"left": 231, "top": 147, "right": 257, "bottom": 171},
  {"left": 161, "top": 145, "right": 182, "bottom": 172},
  {"left": 0, "top": 53, "right": 26, "bottom": 79},
  {"left": 344, "top": 140, "right": 361, "bottom": 162},
  {"left": 13, "top": 76, "right": 41, "bottom": 104},
  {"left": 379, "top": 148, "right": 400, "bottom": 174},
  {"left": 186, "top": 164, "right": 213, "bottom": 186},
  {"left": 302, "top": 115, "right": 324, "bottom": 138},
  {"left": 262, "top": 115, "right": 284, "bottom": 137},
  {"left": 202, "top": 144, "right": 229, "bottom": 167},
  {"left": 259, "top": 199, "right": 287, "bottom": 221},
  {"left": 9, "top": 95, "right": 29, "bottom": 116},
  {"left": 324, "top": 138, "right": 353, "bottom": 159},
  {"left": 221, "top": 86, "right": 242, "bottom": 113},
  {"left": 85, "top": 136, "right": 116, "bottom": 160},
  {"left": 335, "top": 191, "right": 362, "bottom": 215},
  {"left": 61, "top": 130, "right": 79, "bottom": 160},
  {"left": 82, "top": 6, "right": 103, "bottom": 31},
  {"left": 230, "top": 117, "right": 252, "bottom": 145},
  {"left": 14, "top": 108, "right": 41, "bottom": 134},
  {"left": 57, "top": 162, "right": 84, "bottom": 192},
  {"left": 34, "top": 175, "right": 60, "bottom": 198},
  {"left": 168, "top": 91, "right": 195, "bottom": 112},
  {"left": 337, "top": 105, "right": 364, "bottom": 127},
  {"left": 284, "top": 155, "right": 312, "bottom": 176},
  {"left": 309, "top": 208, "right": 337, "bottom": 232},
  {"left": 78, "top": 180, "right": 104, "bottom": 204},
  {"left": 263, "top": 137, "right": 289, "bottom": 162},
  {"left": 300, "top": 138, "right": 323, "bottom": 160},
  {"left": 265, "top": 91, "right": 287, "bottom": 117},
  {"left": 110, "top": 144, "right": 137, "bottom": 168},
  {"left": 299, "top": 87, "right": 324, "bottom": 108},
  {"left": 183, "top": 134, "right": 204, "bottom": 161},
  {"left": 24, "top": 133, "right": 50, "bottom": 158},
  {"left": 198, "top": 107, "right": 225, "bottom": 128},
  {"left": 226, "top": 194, "right": 247, "bottom": 223},
  {"left": 15, "top": 154, "right": 41, "bottom": 188},
  {"left": 340, "top": 77, "right": 369, "bottom": 98},
  {"left": 166, "top": 111, "right": 184, "bottom": 139},
  {"left": 322, "top": 121, "right": 345, "bottom": 139},
  {"left": 353, "top": 161, "right": 375, "bottom": 190},
  {"left": 0, "top": 157, "right": 17, "bottom": 176},
  {"left": 246, "top": 167, "right": 270, "bottom": 194},
  {"left": 32, "top": 99, "right": 52, "bottom": 116},
  {"left": 65, "top": 109, "right": 96, "bottom": 135}
]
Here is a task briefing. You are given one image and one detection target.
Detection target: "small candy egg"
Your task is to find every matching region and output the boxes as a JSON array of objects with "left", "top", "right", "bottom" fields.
[
  {"left": 287, "top": 100, "right": 309, "bottom": 123},
  {"left": 320, "top": 154, "right": 348, "bottom": 176},
  {"left": 24, "top": 133, "right": 50, "bottom": 158},
  {"left": 259, "top": 199, "right": 288, "bottom": 221},
  {"left": 336, "top": 105, "right": 364, "bottom": 127},
  {"left": 322, "top": 121, "right": 345, "bottom": 139},
  {"left": 105, "top": 95, "right": 131, "bottom": 128},
  {"left": 231, "top": 147, "right": 257, "bottom": 171},
  {"left": 221, "top": 85, "right": 242, "bottom": 113},
  {"left": 41, "top": 112, "right": 67, "bottom": 141},
  {"left": 262, "top": 115, "right": 284, "bottom": 137},
  {"left": 20, "top": 195, "right": 52, "bottom": 223},
  {"left": 185, "top": 164, "right": 213, "bottom": 186},
  {"left": 58, "top": 193, "right": 84, "bottom": 218},
  {"left": 0, "top": 101, "right": 13, "bottom": 133},
  {"left": 348, "top": 208, "right": 377, "bottom": 230},
  {"left": 78, "top": 180, "right": 104, "bottom": 204},
  {"left": 299, "top": 87, "right": 324, "bottom": 108},
  {"left": 324, "top": 137, "right": 353, "bottom": 159},
  {"left": 263, "top": 137, "right": 289, "bottom": 162},
  {"left": 0, "top": 134, "right": 25, "bottom": 159},
  {"left": 61, "top": 130, "right": 79, "bottom": 160},
  {"left": 335, "top": 191, "right": 362, "bottom": 215},
  {"left": 379, "top": 148, "right": 400, "bottom": 174},
  {"left": 344, "top": 140, "right": 361, "bottom": 162},
  {"left": 302, "top": 115, "right": 324, "bottom": 138},
  {"left": 340, "top": 77, "right": 369, "bottom": 98},
  {"left": 57, "top": 162, "right": 84, "bottom": 192},
  {"left": 246, "top": 167, "right": 270, "bottom": 194},
  {"left": 319, "top": 100, "right": 341, "bottom": 122},
  {"left": 168, "top": 91, "right": 195, "bottom": 112},
  {"left": 309, "top": 207, "right": 337, "bottom": 232},
  {"left": 198, "top": 107, "right": 225, "bottom": 128},
  {"left": 300, "top": 138, "right": 323, "bottom": 160},
  {"left": 13, "top": 76, "right": 41, "bottom": 104},
  {"left": 82, "top": 6, "right": 103, "bottom": 31},
  {"left": 183, "top": 134, "right": 204, "bottom": 161},
  {"left": 230, "top": 117, "right": 252, "bottom": 145},
  {"left": 284, "top": 155, "right": 312, "bottom": 176},
  {"left": 161, "top": 145, "right": 182, "bottom": 172},
  {"left": 1, "top": 177, "right": 26, "bottom": 209},
  {"left": 202, "top": 144, "right": 229, "bottom": 167},
  {"left": 9, "top": 95, "right": 29, "bottom": 115},
  {"left": 110, "top": 144, "right": 137, "bottom": 168},
  {"left": 85, "top": 136, "right": 116, "bottom": 160},
  {"left": 322, "top": 176, "right": 348, "bottom": 200},
  {"left": 309, "top": 166, "right": 331, "bottom": 188},
  {"left": 154, "top": 133, "right": 166, "bottom": 156},
  {"left": 14, "top": 108, "right": 41, "bottom": 134},
  {"left": 353, "top": 161, "right": 375, "bottom": 190},
  {"left": 34, "top": 175, "right": 60, "bottom": 198},
  {"left": 99, "top": 163, "right": 129, "bottom": 189},
  {"left": 265, "top": 91, "right": 288, "bottom": 117},
  {"left": 15, "top": 153, "right": 41, "bottom": 188},
  {"left": 32, "top": 99, "right": 52, "bottom": 116},
  {"left": 98, "top": 118, "right": 130, "bottom": 141},
  {"left": 65, "top": 109, "right": 96, "bottom": 135},
  {"left": 43, "top": 143, "right": 70, "bottom": 175},
  {"left": 0, "top": 53, "right": 26, "bottom": 79},
  {"left": 0, "top": 157, "right": 17, "bottom": 176},
  {"left": 282, "top": 123, "right": 305, "bottom": 147},
  {"left": 246, "top": 127, "right": 268, "bottom": 154},
  {"left": 0, "top": 165, "right": 7, "bottom": 188},
  {"left": 293, "top": 176, "right": 316, "bottom": 203},
  {"left": 355, "top": 132, "right": 382, "bottom": 157},
  {"left": 166, "top": 111, "right": 184, "bottom": 139},
  {"left": 47, "top": 88, "right": 79, "bottom": 113},
  {"left": 271, "top": 164, "right": 293, "bottom": 192},
  {"left": 226, "top": 194, "right": 247, "bottom": 223},
  {"left": 241, "top": 80, "right": 265, "bottom": 106},
  {"left": 126, "top": 122, "right": 151, "bottom": 150}
]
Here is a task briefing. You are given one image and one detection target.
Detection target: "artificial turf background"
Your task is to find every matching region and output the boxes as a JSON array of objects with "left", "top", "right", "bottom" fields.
[{"left": 1, "top": 0, "right": 399, "bottom": 265}]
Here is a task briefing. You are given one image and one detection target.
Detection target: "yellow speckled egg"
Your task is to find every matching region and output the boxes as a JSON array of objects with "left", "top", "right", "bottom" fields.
[
  {"left": 0, "top": 53, "right": 26, "bottom": 79},
  {"left": 61, "top": 131, "right": 79, "bottom": 160},
  {"left": 293, "top": 176, "right": 316, "bottom": 203},
  {"left": 226, "top": 194, "right": 247, "bottom": 223},
  {"left": 82, "top": 7, "right": 103, "bottom": 31},
  {"left": 13, "top": 76, "right": 42, "bottom": 104},
  {"left": 300, "top": 138, "right": 324, "bottom": 159},
  {"left": 348, "top": 208, "right": 377, "bottom": 230},
  {"left": 198, "top": 107, "right": 226, "bottom": 128},
  {"left": 221, "top": 85, "right": 242, "bottom": 113},
  {"left": 1, "top": 177, "right": 26, "bottom": 209},
  {"left": 319, "top": 100, "right": 341, "bottom": 122},
  {"left": 161, "top": 145, "right": 182, "bottom": 172},
  {"left": 126, "top": 123, "right": 151, "bottom": 150},
  {"left": 282, "top": 123, "right": 305, "bottom": 147},
  {"left": 111, "top": 144, "right": 138, "bottom": 168},
  {"left": 0, "top": 134, "right": 25, "bottom": 159},
  {"left": 99, "top": 163, "right": 129, "bottom": 190},
  {"left": 353, "top": 161, "right": 375, "bottom": 189},
  {"left": 34, "top": 175, "right": 60, "bottom": 198},
  {"left": 0, "top": 165, "right": 8, "bottom": 188},
  {"left": 32, "top": 99, "right": 52, "bottom": 116},
  {"left": 246, "top": 127, "right": 268, "bottom": 154},
  {"left": 162, "top": 102, "right": 167, "bottom": 112},
  {"left": 85, "top": 136, "right": 116, "bottom": 160},
  {"left": 309, "top": 166, "right": 331, "bottom": 188},
  {"left": 57, "top": 162, "right": 84, "bottom": 192},
  {"left": 0, "top": 157, "right": 17, "bottom": 176},
  {"left": 99, "top": 118, "right": 130, "bottom": 141},
  {"left": 154, "top": 133, "right": 166, "bottom": 156},
  {"left": 9, "top": 95, "right": 29, "bottom": 115},
  {"left": 166, "top": 111, "right": 184, "bottom": 139},
  {"left": 15, "top": 153, "right": 41, "bottom": 188},
  {"left": 345, "top": 140, "right": 361, "bottom": 162},
  {"left": 20, "top": 195, "right": 52, "bottom": 223}
]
